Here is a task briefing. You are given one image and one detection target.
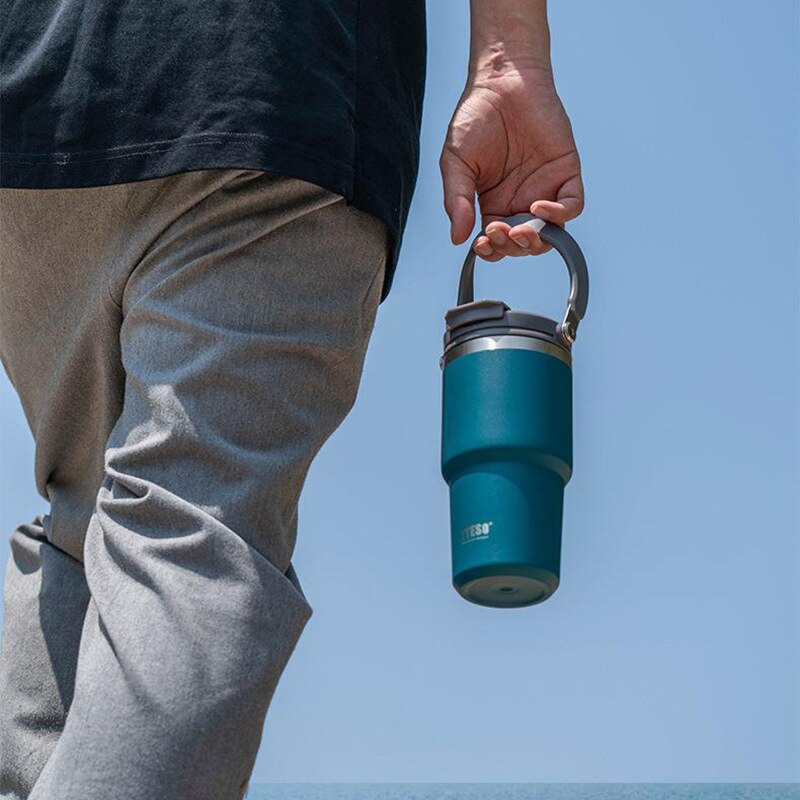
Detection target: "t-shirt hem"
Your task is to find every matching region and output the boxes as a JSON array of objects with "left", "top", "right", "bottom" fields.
[{"left": 0, "top": 132, "right": 354, "bottom": 194}]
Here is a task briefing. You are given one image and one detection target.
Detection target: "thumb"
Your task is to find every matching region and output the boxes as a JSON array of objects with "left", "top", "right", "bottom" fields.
[
  {"left": 529, "top": 174, "right": 585, "bottom": 225},
  {"left": 439, "top": 150, "right": 476, "bottom": 245}
]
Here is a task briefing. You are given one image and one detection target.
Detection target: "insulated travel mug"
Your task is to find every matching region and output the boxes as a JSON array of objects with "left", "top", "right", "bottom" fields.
[{"left": 440, "top": 214, "right": 589, "bottom": 608}]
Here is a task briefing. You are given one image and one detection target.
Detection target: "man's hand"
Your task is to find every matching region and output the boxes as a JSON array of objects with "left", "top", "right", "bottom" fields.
[{"left": 440, "top": 0, "right": 584, "bottom": 261}]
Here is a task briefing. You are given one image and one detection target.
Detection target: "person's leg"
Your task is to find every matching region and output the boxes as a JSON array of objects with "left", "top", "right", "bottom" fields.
[
  {"left": 0, "top": 178, "right": 146, "bottom": 797},
  {"left": 0, "top": 517, "right": 90, "bottom": 798},
  {"left": 0, "top": 170, "right": 388, "bottom": 798}
]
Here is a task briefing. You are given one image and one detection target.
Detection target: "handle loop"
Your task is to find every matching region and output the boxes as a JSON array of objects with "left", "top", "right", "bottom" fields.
[{"left": 457, "top": 213, "right": 589, "bottom": 344}]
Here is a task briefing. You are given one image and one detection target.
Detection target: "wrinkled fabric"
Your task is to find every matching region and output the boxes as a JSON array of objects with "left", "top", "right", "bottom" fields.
[
  {"left": 0, "top": 169, "right": 388, "bottom": 798},
  {"left": 0, "top": 0, "right": 426, "bottom": 301}
]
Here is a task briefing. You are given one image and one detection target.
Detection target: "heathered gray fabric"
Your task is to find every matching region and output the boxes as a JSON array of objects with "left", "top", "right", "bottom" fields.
[{"left": 0, "top": 169, "right": 388, "bottom": 799}]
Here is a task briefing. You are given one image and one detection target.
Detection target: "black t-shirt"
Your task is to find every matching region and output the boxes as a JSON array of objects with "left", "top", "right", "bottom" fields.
[{"left": 0, "top": 0, "right": 427, "bottom": 302}]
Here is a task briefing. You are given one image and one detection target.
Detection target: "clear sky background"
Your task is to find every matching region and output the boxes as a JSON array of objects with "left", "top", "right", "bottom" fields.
[{"left": 1, "top": 0, "right": 798, "bottom": 785}]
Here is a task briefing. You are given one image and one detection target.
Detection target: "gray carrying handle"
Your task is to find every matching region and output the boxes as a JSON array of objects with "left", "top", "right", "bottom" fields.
[{"left": 457, "top": 213, "right": 589, "bottom": 343}]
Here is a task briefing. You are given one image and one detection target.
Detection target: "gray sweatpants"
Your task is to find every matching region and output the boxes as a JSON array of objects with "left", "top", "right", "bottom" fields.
[{"left": 0, "top": 169, "right": 388, "bottom": 799}]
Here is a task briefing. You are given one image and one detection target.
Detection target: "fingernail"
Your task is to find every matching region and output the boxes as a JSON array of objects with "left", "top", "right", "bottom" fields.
[
  {"left": 512, "top": 235, "right": 530, "bottom": 248},
  {"left": 476, "top": 243, "right": 493, "bottom": 256}
]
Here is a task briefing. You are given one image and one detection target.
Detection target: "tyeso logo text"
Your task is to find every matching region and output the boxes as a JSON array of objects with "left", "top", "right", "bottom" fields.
[{"left": 461, "top": 521, "right": 493, "bottom": 543}]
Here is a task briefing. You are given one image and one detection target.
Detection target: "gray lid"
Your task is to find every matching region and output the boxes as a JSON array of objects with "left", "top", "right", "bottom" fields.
[{"left": 443, "top": 299, "right": 568, "bottom": 356}]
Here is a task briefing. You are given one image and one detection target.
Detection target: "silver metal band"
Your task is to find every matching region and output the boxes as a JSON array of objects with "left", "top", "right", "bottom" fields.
[{"left": 441, "top": 334, "right": 572, "bottom": 368}]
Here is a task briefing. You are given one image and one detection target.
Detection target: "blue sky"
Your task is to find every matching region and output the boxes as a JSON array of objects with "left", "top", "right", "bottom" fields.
[{"left": 1, "top": 0, "right": 798, "bottom": 784}]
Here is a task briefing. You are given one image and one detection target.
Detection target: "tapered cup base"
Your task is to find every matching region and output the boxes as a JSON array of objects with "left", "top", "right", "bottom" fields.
[{"left": 454, "top": 564, "right": 559, "bottom": 608}]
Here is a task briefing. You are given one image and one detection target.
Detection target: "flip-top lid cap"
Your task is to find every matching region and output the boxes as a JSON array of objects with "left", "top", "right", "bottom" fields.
[{"left": 443, "top": 299, "right": 564, "bottom": 354}]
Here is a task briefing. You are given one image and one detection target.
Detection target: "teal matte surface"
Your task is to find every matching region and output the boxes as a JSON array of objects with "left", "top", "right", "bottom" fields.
[{"left": 441, "top": 346, "right": 572, "bottom": 607}]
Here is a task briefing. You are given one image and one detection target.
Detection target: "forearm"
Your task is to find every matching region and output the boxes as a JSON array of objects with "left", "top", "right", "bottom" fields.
[{"left": 468, "top": 0, "right": 553, "bottom": 81}]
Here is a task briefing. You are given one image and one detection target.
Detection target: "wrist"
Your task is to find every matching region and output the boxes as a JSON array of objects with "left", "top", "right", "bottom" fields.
[
  {"left": 467, "top": 43, "right": 553, "bottom": 85},
  {"left": 468, "top": 0, "right": 553, "bottom": 84}
]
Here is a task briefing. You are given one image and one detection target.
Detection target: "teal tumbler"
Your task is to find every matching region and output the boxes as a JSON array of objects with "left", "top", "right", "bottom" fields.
[{"left": 440, "top": 214, "right": 589, "bottom": 608}]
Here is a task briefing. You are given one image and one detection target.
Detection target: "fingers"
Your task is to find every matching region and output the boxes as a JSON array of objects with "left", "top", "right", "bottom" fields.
[
  {"left": 473, "top": 237, "right": 505, "bottom": 262},
  {"left": 458, "top": 171, "right": 585, "bottom": 262},
  {"left": 484, "top": 174, "right": 584, "bottom": 261},
  {"left": 475, "top": 221, "right": 551, "bottom": 261},
  {"left": 439, "top": 150, "right": 477, "bottom": 245},
  {"left": 505, "top": 219, "right": 552, "bottom": 256}
]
